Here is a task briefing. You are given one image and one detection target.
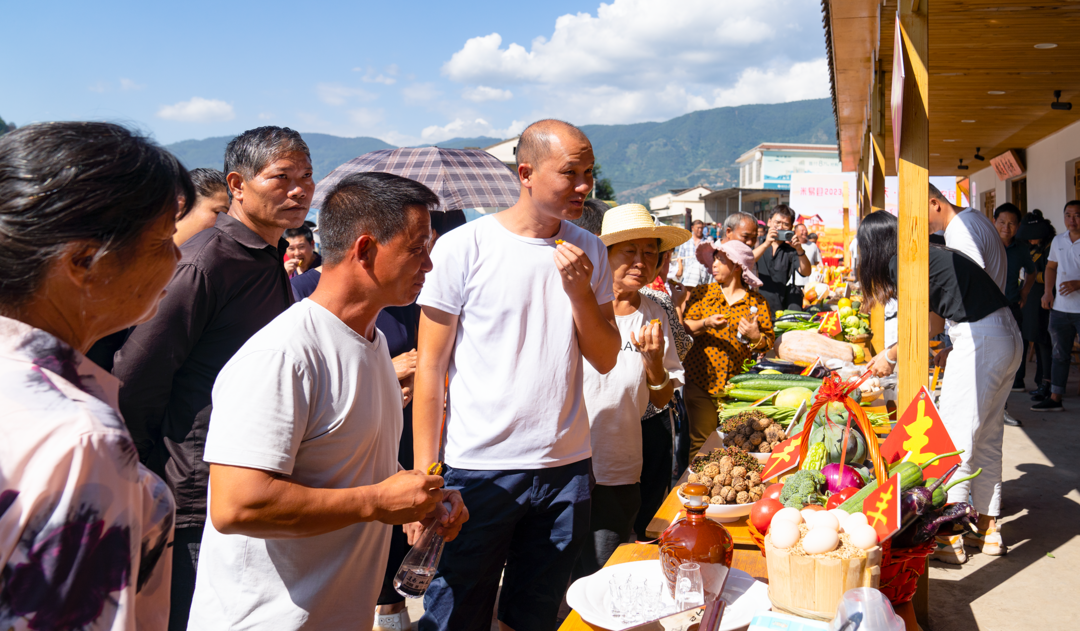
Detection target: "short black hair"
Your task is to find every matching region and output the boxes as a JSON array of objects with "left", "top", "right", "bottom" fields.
[
  {"left": 178, "top": 168, "right": 228, "bottom": 220},
  {"left": 571, "top": 199, "right": 608, "bottom": 236},
  {"left": 224, "top": 126, "right": 310, "bottom": 180},
  {"left": 430, "top": 209, "right": 467, "bottom": 237},
  {"left": 0, "top": 122, "right": 193, "bottom": 311},
  {"left": 284, "top": 226, "right": 314, "bottom": 244},
  {"left": 770, "top": 204, "right": 795, "bottom": 223},
  {"left": 1065, "top": 200, "right": 1080, "bottom": 213},
  {"left": 319, "top": 172, "right": 440, "bottom": 266},
  {"left": 808, "top": 233, "right": 819, "bottom": 241},
  {"left": 993, "top": 202, "right": 1022, "bottom": 221}
]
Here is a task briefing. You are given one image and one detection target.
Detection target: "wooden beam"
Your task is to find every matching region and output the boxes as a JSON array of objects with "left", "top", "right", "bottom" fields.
[
  {"left": 871, "top": 133, "right": 887, "bottom": 211},
  {"left": 897, "top": 0, "right": 930, "bottom": 435}
]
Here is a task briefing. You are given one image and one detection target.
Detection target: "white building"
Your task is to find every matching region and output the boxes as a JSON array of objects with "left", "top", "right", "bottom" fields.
[
  {"left": 736, "top": 143, "right": 842, "bottom": 190},
  {"left": 483, "top": 136, "right": 519, "bottom": 167},
  {"left": 649, "top": 186, "right": 713, "bottom": 224}
]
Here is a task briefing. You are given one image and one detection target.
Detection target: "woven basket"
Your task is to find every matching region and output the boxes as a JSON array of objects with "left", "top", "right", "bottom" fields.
[{"left": 878, "top": 538, "right": 935, "bottom": 605}]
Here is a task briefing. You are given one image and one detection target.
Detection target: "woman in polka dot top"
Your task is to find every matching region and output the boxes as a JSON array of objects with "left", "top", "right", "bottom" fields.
[{"left": 681, "top": 239, "right": 775, "bottom": 454}]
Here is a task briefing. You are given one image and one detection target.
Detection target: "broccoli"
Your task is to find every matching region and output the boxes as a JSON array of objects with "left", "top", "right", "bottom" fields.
[{"left": 779, "top": 469, "right": 828, "bottom": 509}]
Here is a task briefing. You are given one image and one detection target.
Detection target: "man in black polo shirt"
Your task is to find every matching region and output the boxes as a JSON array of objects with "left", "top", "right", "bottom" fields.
[
  {"left": 754, "top": 204, "right": 811, "bottom": 314},
  {"left": 113, "top": 126, "right": 313, "bottom": 631}
]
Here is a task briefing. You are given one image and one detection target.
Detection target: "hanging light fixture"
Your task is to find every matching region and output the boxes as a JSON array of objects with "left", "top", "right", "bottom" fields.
[
  {"left": 1052, "top": 90, "right": 1073, "bottom": 111},
  {"left": 974, "top": 147, "right": 985, "bottom": 161},
  {"left": 957, "top": 158, "right": 969, "bottom": 171}
]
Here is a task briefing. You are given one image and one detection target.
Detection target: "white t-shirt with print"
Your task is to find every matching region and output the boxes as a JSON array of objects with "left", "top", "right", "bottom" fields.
[
  {"left": 1048, "top": 232, "right": 1080, "bottom": 314},
  {"left": 583, "top": 297, "right": 684, "bottom": 487},
  {"left": 418, "top": 215, "right": 615, "bottom": 470},
  {"left": 189, "top": 300, "right": 402, "bottom": 631},
  {"left": 945, "top": 207, "right": 1007, "bottom": 292}
]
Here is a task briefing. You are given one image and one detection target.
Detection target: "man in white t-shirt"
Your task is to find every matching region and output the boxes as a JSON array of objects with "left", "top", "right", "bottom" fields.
[
  {"left": 793, "top": 223, "right": 821, "bottom": 288},
  {"left": 1034, "top": 200, "right": 1080, "bottom": 411},
  {"left": 413, "top": 120, "right": 620, "bottom": 631},
  {"left": 929, "top": 183, "right": 1008, "bottom": 291},
  {"left": 187, "top": 172, "right": 468, "bottom": 630}
]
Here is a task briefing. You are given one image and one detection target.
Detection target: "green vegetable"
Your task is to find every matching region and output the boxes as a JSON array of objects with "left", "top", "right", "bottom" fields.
[
  {"left": 726, "top": 389, "right": 785, "bottom": 402},
  {"left": 729, "top": 374, "right": 823, "bottom": 386},
  {"left": 779, "top": 469, "right": 828, "bottom": 509},
  {"left": 718, "top": 405, "right": 799, "bottom": 426},
  {"left": 810, "top": 422, "right": 867, "bottom": 465},
  {"left": 927, "top": 468, "right": 983, "bottom": 508},
  {"left": 732, "top": 379, "right": 821, "bottom": 392},
  {"left": 839, "top": 450, "right": 964, "bottom": 514},
  {"left": 803, "top": 443, "right": 827, "bottom": 470}
]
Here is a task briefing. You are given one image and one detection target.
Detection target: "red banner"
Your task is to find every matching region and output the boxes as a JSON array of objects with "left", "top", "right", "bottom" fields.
[
  {"left": 817, "top": 311, "right": 842, "bottom": 338},
  {"left": 760, "top": 433, "right": 803, "bottom": 481},
  {"left": 863, "top": 473, "right": 902, "bottom": 542},
  {"left": 880, "top": 387, "right": 960, "bottom": 480}
]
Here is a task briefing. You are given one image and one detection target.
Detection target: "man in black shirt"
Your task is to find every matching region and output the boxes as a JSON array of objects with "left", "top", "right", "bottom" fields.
[
  {"left": 113, "top": 126, "right": 314, "bottom": 631},
  {"left": 754, "top": 204, "right": 811, "bottom": 313}
]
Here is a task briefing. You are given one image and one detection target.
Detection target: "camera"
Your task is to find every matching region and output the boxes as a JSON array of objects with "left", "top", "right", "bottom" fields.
[{"left": 776, "top": 229, "right": 795, "bottom": 242}]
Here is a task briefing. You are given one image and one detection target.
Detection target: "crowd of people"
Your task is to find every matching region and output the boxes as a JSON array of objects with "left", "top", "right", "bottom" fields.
[{"left": 1, "top": 117, "right": 1077, "bottom": 631}]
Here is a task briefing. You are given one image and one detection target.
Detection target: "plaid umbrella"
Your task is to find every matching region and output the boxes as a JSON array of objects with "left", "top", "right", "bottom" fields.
[{"left": 312, "top": 147, "right": 519, "bottom": 212}]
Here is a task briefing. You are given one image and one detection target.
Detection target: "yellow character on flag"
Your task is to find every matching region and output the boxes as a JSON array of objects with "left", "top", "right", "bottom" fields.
[
  {"left": 762, "top": 435, "right": 802, "bottom": 479},
  {"left": 866, "top": 483, "right": 893, "bottom": 529},
  {"left": 900, "top": 400, "right": 936, "bottom": 466}
]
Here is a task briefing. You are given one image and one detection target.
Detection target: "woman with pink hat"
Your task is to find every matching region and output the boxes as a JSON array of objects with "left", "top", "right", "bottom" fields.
[{"left": 682, "top": 239, "right": 775, "bottom": 455}]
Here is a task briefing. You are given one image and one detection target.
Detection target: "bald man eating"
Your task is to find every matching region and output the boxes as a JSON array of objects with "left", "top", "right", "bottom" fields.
[{"left": 413, "top": 120, "right": 620, "bottom": 631}]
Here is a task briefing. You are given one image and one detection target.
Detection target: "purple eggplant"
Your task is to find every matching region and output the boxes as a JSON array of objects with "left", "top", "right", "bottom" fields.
[
  {"left": 925, "top": 468, "right": 983, "bottom": 509},
  {"left": 893, "top": 502, "right": 979, "bottom": 548},
  {"left": 899, "top": 464, "right": 959, "bottom": 527}
]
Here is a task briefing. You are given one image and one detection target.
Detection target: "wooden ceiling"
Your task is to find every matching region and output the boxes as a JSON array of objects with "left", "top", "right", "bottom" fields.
[{"left": 825, "top": 0, "right": 1080, "bottom": 176}]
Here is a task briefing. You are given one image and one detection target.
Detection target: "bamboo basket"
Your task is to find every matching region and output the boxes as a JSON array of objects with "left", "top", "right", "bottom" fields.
[{"left": 765, "top": 534, "right": 882, "bottom": 620}]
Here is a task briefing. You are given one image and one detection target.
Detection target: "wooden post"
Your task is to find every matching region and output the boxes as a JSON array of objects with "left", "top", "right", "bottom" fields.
[
  {"left": 870, "top": 66, "right": 887, "bottom": 212},
  {"left": 842, "top": 181, "right": 851, "bottom": 266},
  {"left": 896, "top": 1, "right": 930, "bottom": 412}
]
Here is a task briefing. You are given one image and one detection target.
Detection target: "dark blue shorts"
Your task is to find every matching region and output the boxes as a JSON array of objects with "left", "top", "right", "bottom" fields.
[{"left": 419, "top": 459, "right": 593, "bottom": 631}]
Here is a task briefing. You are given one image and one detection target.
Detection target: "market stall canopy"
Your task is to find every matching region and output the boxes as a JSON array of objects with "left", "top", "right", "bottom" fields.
[
  {"left": 311, "top": 146, "right": 520, "bottom": 213},
  {"left": 823, "top": 0, "right": 1080, "bottom": 175}
]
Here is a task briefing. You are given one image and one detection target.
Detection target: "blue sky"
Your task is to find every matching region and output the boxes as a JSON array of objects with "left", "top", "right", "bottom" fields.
[{"left": 4, "top": 0, "right": 830, "bottom": 146}]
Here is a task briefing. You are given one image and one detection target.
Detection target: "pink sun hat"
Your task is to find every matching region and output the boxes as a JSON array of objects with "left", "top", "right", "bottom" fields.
[{"left": 695, "top": 239, "right": 762, "bottom": 289}]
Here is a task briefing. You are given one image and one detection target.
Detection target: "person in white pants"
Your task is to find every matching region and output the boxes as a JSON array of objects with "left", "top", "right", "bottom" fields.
[{"left": 858, "top": 211, "right": 1020, "bottom": 563}]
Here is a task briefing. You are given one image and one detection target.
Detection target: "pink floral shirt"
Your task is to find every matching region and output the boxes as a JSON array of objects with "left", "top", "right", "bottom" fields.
[{"left": 0, "top": 316, "right": 174, "bottom": 630}]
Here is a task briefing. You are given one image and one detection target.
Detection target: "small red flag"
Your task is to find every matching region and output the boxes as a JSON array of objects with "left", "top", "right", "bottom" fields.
[
  {"left": 817, "top": 311, "right": 842, "bottom": 338},
  {"left": 880, "top": 386, "right": 960, "bottom": 479},
  {"left": 760, "top": 433, "right": 803, "bottom": 481},
  {"left": 863, "top": 473, "right": 902, "bottom": 542}
]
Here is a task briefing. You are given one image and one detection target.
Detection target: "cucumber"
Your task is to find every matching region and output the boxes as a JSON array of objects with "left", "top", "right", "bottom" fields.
[
  {"left": 838, "top": 451, "right": 964, "bottom": 514},
  {"left": 726, "top": 389, "right": 783, "bottom": 402},
  {"left": 729, "top": 374, "right": 823, "bottom": 386},
  {"left": 732, "top": 380, "right": 821, "bottom": 392}
]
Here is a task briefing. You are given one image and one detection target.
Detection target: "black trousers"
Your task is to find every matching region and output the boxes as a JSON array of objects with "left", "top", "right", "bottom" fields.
[
  {"left": 168, "top": 526, "right": 202, "bottom": 631},
  {"left": 635, "top": 411, "right": 673, "bottom": 540}
]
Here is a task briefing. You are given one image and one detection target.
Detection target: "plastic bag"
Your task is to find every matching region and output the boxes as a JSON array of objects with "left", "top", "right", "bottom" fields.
[{"left": 829, "top": 588, "right": 904, "bottom": 631}]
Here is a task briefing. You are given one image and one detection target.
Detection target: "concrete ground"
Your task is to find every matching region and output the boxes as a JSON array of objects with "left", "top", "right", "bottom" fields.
[{"left": 927, "top": 365, "right": 1080, "bottom": 630}]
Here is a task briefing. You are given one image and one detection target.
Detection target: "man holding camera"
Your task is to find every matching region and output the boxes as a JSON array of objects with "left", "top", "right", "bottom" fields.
[{"left": 754, "top": 204, "right": 811, "bottom": 314}]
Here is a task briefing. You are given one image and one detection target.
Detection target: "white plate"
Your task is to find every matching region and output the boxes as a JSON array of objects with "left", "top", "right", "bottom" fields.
[
  {"left": 676, "top": 490, "right": 753, "bottom": 522},
  {"left": 566, "top": 560, "right": 770, "bottom": 631}
]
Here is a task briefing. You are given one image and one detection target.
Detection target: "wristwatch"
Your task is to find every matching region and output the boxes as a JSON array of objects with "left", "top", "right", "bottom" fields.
[{"left": 647, "top": 368, "right": 671, "bottom": 391}]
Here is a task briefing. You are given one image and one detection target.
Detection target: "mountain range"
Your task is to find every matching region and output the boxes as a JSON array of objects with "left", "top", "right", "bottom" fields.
[{"left": 164, "top": 98, "right": 836, "bottom": 205}]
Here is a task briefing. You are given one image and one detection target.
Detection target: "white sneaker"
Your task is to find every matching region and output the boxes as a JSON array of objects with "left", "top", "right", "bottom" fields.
[
  {"left": 931, "top": 533, "right": 967, "bottom": 565},
  {"left": 374, "top": 610, "right": 411, "bottom": 631}
]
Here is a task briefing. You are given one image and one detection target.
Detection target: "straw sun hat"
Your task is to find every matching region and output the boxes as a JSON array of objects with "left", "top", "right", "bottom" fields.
[{"left": 599, "top": 204, "right": 691, "bottom": 251}]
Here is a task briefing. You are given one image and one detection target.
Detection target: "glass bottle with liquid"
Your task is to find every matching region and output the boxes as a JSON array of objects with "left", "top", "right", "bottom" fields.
[
  {"left": 393, "top": 503, "right": 449, "bottom": 598},
  {"left": 736, "top": 306, "right": 758, "bottom": 346}
]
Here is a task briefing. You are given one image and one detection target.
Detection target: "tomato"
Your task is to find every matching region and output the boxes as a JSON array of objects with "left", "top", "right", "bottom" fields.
[
  {"left": 825, "top": 487, "right": 861, "bottom": 510},
  {"left": 764, "top": 483, "right": 784, "bottom": 502},
  {"left": 750, "top": 498, "right": 784, "bottom": 534},
  {"left": 801, "top": 504, "right": 825, "bottom": 512}
]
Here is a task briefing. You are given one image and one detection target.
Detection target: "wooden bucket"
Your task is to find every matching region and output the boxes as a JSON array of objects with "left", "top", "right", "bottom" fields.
[{"left": 764, "top": 534, "right": 882, "bottom": 621}]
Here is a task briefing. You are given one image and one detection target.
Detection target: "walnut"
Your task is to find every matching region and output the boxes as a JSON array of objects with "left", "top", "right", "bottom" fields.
[
  {"left": 749, "top": 431, "right": 764, "bottom": 446},
  {"left": 710, "top": 495, "right": 725, "bottom": 505},
  {"left": 759, "top": 442, "right": 774, "bottom": 453},
  {"left": 736, "top": 490, "right": 750, "bottom": 504},
  {"left": 711, "top": 484, "right": 725, "bottom": 498},
  {"left": 717, "top": 473, "right": 733, "bottom": 487},
  {"left": 736, "top": 439, "right": 752, "bottom": 451},
  {"left": 712, "top": 474, "right": 725, "bottom": 487},
  {"left": 765, "top": 425, "right": 786, "bottom": 442},
  {"left": 719, "top": 456, "right": 734, "bottom": 469},
  {"left": 748, "top": 487, "right": 763, "bottom": 502},
  {"left": 731, "top": 466, "right": 747, "bottom": 479},
  {"left": 749, "top": 472, "right": 762, "bottom": 486},
  {"left": 752, "top": 416, "right": 773, "bottom": 431},
  {"left": 732, "top": 477, "right": 748, "bottom": 492},
  {"left": 721, "top": 486, "right": 736, "bottom": 502},
  {"left": 740, "top": 425, "right": 753, "bottom": 437},
  {"left": 687, "top": 472, "right": 701, "bottom": 484},
  {"left": 718, "top": 460, "right": 734, "bottom": 475},
  {"left": 702, "top": 463, "right": 720, "bottom": 477},
  {"left": 751, "top": 484, "right": 766, "bottom": 496}
]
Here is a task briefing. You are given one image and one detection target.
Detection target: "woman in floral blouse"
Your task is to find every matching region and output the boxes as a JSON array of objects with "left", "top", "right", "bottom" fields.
[
  {"left": 0, "top": 122, "right": 190, "bottom": 630},
  {"left": 682, "top": 240, "right": 775, "bottom": 455}
]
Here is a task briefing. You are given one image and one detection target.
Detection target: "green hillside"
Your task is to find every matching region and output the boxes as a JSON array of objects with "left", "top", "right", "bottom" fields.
[
  {"left": 581, "top": 98, "right": 836, "bottom": 204},
  {"left": 163, "top": 98, "right": 835, "bottom": 203}
]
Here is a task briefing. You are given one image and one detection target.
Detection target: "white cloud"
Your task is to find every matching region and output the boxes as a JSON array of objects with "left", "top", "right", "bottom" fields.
[
  {"left": 420, "top": 118, "right": 525, "bottom": 143},
  {"left": 348, "top": 108, "right": 384, "bottom": 127},
  {"left": 119, "top": 78, "right": 145, "bottom": 91},
  {"left": 353, "top": 64, "right": 398, "bottom": 85},
  {"left": 401, "top": 82, "right": 442, "bottom": 103},
  {"left": 258, "top": 112, "right": 274, "bottom": 120},
  {"left": 462, "top": 86, "right": 513, "bottom": 102},
  {"left": 439, "top": 0, "right": 826, "bottom": 125},
  {"left": 156, "top": 97, "right": 235, "bottom": 123},
  {"left": 317, "top": 83, "right": 378, "bottom": 106}
]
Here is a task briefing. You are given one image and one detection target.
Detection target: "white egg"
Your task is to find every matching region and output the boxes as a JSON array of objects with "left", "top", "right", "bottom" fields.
[
  {"left": 801, "top": 527, "right": 840, "bottom": 554},
  {"left": 770, "top": 519, "right": 801, "bottom": 549},
  {"left": 773, "top": 507, "right": 804, "bottom": 525},
  {"left": 829, "top": 509, "right": 850, "bottom": 528},
  {"left": 800, "top": 508, "right": 823, "bottom": 523},
  {"left": 843, "top": 512, "right": 869, "bottom": 533},
  {"left": 847, "top": 524, "right": 880, "bottom": 550},
  {"left": 809, "top": 511, "right": 840, "bottom": 532}
]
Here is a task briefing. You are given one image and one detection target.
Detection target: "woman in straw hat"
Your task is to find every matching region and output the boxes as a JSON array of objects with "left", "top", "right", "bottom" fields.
[
  {"left": 573, "top": 204, "right": 690, "bottom": 577},
  {"left": 682, "top": 240, "right": 775, "bottom": 455}
]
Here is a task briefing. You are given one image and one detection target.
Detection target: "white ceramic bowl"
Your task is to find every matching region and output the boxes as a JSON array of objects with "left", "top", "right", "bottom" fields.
[{"left": 676, "top": 490, "right": 753, "bottom": 522}]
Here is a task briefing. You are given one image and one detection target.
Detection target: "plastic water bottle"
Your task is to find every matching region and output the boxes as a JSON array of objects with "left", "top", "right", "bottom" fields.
[
  {"left": 393, "top": 503, "right": 450, "bottom": 598},
  {"left": 737, "top": 306, "right": 758, "bottom": 346}
]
